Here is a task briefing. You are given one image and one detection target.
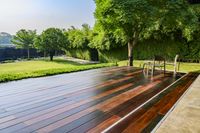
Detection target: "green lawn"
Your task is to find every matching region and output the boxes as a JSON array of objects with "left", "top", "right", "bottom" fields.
[
  {"left": 118, "top": 60, "right": 200, "bottom": 73},
  {"left": 0, "top": 59, "right": 115, "bottom": 83},
  {"left": 1, "top": 58, "right": 199, "bottom": 83}
]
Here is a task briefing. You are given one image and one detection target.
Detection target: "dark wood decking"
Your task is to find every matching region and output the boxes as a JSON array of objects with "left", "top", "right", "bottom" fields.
[
  {"left": 105, "top": 72, "right": 199, "bottom": 133},
  {"left": 0, "top": 67, "right": 197, "bottom": 133}
]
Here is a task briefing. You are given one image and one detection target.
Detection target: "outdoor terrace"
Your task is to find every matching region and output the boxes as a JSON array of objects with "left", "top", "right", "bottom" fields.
[{"left": 0, "top": 67, "right": 198, "bottom": 133}]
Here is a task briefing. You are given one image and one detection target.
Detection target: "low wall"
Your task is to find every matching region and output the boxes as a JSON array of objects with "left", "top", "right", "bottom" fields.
[{"left": 0, "top": 48, "right": 43, "bottom": 61}]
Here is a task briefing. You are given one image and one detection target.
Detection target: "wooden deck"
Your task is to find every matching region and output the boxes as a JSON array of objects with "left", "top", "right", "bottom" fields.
[{"left": 0, "top": 67, "right": 197, "bottom": 133}]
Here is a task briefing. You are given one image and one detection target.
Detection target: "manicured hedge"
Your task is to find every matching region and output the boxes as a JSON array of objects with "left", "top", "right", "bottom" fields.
[
  {"left": 66, "top": 39, "right": 200, "bottom": 63},
  {"left": 133, "top": 39, "right": 182, "bottom": 60},
  {"left": 98, "top": 46, "right": 128, "bottom": 63},
  {"left": 65, "top": 48, "right": 99, "bottom": 61},
  {"left": 66, "top": 49, "right": 91, "bottom": 60},
  {"left": 105, "top": 42, "right": 199, "bottom": 62}
]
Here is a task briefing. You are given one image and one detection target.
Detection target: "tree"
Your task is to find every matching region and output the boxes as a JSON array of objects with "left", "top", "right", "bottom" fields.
[
  {"left": 34, "top": 28, "right": 68, "bottom": 61},
  {"left": 89, "top": 23, "right": 126, "bottom": 50},
  {"left": 12, "top": 29, "right": 36, "bottom": 59},
  {"left": 94, "top": 0, "right": 198, "bottom": 66},
  {"left": 66, "top": 24, "right": 92, "bottom": 49},
  {"left": 65, "top": 24, "right": 99, "bottom": 61}
]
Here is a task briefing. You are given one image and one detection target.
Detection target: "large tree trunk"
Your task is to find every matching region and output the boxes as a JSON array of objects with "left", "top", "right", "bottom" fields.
[
  {"left": 49, "top": 50, "right": 55, "bottom": 61},
  {"left": 50, "top": 55, "right": 53, "bottom": 61},
  {"left": 128, "top": 41, "right": 134, "bottom": 66},
  {"left": 128, "top": 31, "right": 138, "bottom": 66},
  {"left": 128, "top": 39, "right": 137, "bottom": 66}
]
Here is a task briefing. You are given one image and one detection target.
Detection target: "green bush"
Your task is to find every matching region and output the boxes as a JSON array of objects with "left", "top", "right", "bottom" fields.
[
  {"left": 98, "top": 46, "right": 128, "bottom": 63},
  {"left": 66, "top": 49, "right": 91, "bottom": 60},
  {"left": 97, "top": 39, "right": 181, "bottom": 62},
  {"left": 98, "top": 39, "right": 200, "bottom": 62},
  {"left": 133, "top": 39, "right": 182, "bottom": 60},
  {"left": 66, "top": 38, "right": 200, "bottom": 63}
]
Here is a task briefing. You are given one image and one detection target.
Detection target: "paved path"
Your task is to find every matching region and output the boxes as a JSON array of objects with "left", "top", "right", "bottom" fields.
[
  {"left": 64, "top": 56, "right": 99, "bottom": 64},
  {"left": 0, "top": 67, "right": 186, "bottom": 133},
  {"left": 156, "top": 75, "right": 200, "bottom": 133}
]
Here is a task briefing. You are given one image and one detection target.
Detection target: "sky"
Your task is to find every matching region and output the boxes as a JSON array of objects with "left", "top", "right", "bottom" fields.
[{"left": 0, "top": 0, "right": 96, "bottom": 35}]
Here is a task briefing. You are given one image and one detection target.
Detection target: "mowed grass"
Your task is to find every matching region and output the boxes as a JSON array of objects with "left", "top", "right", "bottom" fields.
[
  {"left": 118, "top": 60, "right": 200, "bottom": 73},
  {"left": 0, "top": 59, "right": 115, "bottom": 83},
  {"left": 0, "top": 58, "right": 199, "bottom": 83}
]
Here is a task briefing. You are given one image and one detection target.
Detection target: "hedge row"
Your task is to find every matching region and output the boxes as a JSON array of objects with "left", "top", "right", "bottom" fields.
[
  {"left": 66, "top": 39, "right": 200, "bottom": 63},
  {"left": 66, "top": 48, "right": 99, "bottom": 61}
]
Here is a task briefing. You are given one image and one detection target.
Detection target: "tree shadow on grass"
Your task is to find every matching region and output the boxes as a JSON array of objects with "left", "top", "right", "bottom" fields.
[
  {"left": 193, "top": 70, "right": 200, "bottom": 74},
  {"left": 42, "top": 59, "right": 83, "bottom": 66}
]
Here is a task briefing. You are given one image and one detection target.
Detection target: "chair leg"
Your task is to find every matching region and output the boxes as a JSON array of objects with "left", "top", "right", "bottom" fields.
[
  {"left": 178, "top": 62, "right": 180, "bottom": 71},
  {"left": 151, "top": 66, "right": 154, "bottom": 76},
  {"left": 174, "top": 65, "right": 177, "bottom": 75},
  {"left": 142, "top": 64, "right": 145, "bottom": 72},
  {"left": 164, "top": 65, "right": 166, "bottom": 74}
]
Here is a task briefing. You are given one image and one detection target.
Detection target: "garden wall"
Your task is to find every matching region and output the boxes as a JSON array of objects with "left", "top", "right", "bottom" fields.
[{"left": 0, "top": 48, "right": 43, "bottom": 62}]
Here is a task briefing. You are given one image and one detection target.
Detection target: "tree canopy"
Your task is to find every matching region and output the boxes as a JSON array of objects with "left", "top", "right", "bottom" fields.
[
  {"left": 34, "top": 28, "right": 68, "bottom": 61},
  {"left": 94, "top": 0, "right": 198, "bottom": 66},
  {"left": 12, "top": 29, "right": 36, "bottom": 59},
  {"left": 66, "top": 24, "right": 92, "bottom": 49}
]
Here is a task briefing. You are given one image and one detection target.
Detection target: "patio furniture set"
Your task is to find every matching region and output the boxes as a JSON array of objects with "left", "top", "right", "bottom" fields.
[{"left": 143, "top": 55, "right": 180, "bottom": 76}]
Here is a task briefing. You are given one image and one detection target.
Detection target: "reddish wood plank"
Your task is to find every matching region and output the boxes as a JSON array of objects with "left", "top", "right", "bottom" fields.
[
  {"left": 105, "top": 73, "right": 197, "bottom": 133},
  {"left": 86, "top": 115, "right": 120, "bottom": 133}
]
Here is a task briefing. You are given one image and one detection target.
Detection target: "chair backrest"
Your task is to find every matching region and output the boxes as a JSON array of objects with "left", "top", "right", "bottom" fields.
[
  {"left": 153, "top": 55, "right": 165, "bottom": 65},
  {"left": 154, "top": 55, "right": 165, "bottom": 61},
  {"left": 174, "top": 54, "right": 179, "bottom": 64}
]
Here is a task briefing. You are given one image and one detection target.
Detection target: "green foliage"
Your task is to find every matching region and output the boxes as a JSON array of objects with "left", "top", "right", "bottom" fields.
[
  {"left": 98, "top": 38, "right": 200, "bottom": 62},
  {"left": 65, "top": 24, "right": 92, "bottom": 49},
  {"left": 191, "top": 4, "right": 200, "bottom": 18},
  {"left": 185, "top": 30, "right": 200, "bottom": 59},
  {"left": 99, "top": 46, "right": 128, "bottom": 63},
  {"left": 11, "top": 29, "right": 36, "bottom": 58},
  {"left": 66, "top": 49, "right": 91, "bottom": 60},
  {"left": 96, "top": 0, "right": 198, "bottom": 41},
  {"left": 35, "top": 28, "right": 67, "bottom": 51},
  {"left": 12, "top": 29, "right": 36, "bottom": 49},
  {"left": 93, "top": 0, "right": 199, "bottom": 66},
  {"left": 64, "top": 24, "right": 100, "bottom": 61},
  {"left": 89, "top": 25, "right": 126, "bottom": 50},
  {"left": 0, "top": 59, "right": 115, "bottom": 83},
  {"left": 133, "top": 39, "right": 182, "bottom": 60},
  {"left": 94, "top": 0, "right": 154, "bottom": 41},
  {"left": 35, "top": 28, "right": 68, "bottom": 60},
  {"left": 154, "top": 0, "right": 198, "bottom": 40}
]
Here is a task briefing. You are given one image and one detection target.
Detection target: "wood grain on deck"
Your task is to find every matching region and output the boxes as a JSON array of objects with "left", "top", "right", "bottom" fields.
[{"left": 0, "top": 67, "right": 194, "bottom": 133}]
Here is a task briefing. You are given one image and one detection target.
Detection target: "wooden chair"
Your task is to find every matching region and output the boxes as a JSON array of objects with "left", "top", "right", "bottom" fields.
[
  {"left": 142, "top": 62, "right": 153, "bottom": 75},
  {"left": 166, "top": 55, "right": 179, "bottom": 75},
  {"left": 142, "top": 55, "right": 166, "bottom": 76},
  {"left": 151, "top": 55, "right": 166, "bottom": 76}
]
